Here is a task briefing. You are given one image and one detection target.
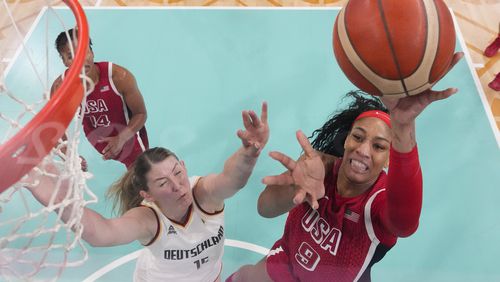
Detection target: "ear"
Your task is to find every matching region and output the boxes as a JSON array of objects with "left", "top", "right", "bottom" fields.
[{"left": 139, "top": 190, "right": 153, "bottom": 202}]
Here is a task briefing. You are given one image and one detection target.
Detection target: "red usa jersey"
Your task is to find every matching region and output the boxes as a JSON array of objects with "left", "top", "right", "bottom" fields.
[
  {"left": 267, "top": 159, "right": 396, "bottom": 282},
  {"left": 79, "top": 62, "right": 148, "bottom": 167}
]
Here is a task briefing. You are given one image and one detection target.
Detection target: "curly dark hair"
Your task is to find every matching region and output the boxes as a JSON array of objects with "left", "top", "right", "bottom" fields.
[
  {"left": 55, "top": 28, "right": 93, "bottom": 54},
  {"left": 310, "top": 90, "right": 388, "bottom": 157}
]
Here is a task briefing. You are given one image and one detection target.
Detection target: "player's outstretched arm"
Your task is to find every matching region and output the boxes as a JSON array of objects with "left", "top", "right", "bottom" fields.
[
  {"left": 377, "top": 52, "right": 463, "bottom": 237},
  {"left": 195, "top": 102, "right": 269, "bottom": 213},
  {"left": 24, "top": 165, "right": 155, "bottom": 246}
]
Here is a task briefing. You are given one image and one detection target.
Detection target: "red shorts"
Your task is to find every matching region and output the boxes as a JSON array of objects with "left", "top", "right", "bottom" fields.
[{"left": 265, "top": 239, "right": 298, "bottom": 282}]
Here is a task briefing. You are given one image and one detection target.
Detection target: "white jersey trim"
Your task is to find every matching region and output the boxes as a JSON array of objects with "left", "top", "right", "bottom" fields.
[
  {"left": 108, "top": 62, "right": 147, "bottom": 152},
  {"left": 353, "top": 188, "right": 385, "bottom": 282}
]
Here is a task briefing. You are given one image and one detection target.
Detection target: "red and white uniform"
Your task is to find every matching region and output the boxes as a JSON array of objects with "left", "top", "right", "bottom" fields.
[
  {"left": 266, "top": 147, "right": 422, "bottom": 282},
  {"left": 67, "top": 62, "right": 148, "bottom": 167}
]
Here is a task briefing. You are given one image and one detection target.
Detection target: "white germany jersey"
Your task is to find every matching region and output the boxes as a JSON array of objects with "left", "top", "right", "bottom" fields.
[{"left": 133, "top": 176, "right": 225, "bottom": 282}]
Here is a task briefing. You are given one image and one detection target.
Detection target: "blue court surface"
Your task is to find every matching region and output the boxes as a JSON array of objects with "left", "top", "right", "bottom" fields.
[{"left": 3, "top": 7, "right": 500, "bottom": 282}]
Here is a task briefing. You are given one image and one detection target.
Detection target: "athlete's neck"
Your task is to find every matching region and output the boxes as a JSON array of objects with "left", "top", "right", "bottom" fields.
[
  {"left": 336, "top": 170, "right": 375, "bottom": 198},
  {"left": 87, "top": 63, "right": 100, "bottom": 87},
  {"left": 162, "top": 204, "right": 192, "bottom": 226}
]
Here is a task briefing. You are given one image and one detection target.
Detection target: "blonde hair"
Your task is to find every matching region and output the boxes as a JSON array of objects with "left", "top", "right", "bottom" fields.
[{"left": 107, "top": 147, "right": 178, "bottom": 215}]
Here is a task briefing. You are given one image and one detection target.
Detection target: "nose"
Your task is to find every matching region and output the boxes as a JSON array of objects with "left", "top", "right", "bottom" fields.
[
  {"left": 355, "top": 141, "right": 371, "bottom": 159},
  {"left": 170, "top": 179, "right": 181, "bottom": 192},
  {"left": 66, "top": 56, "right": 74, "bottom": 66},
  {"left": 85, "top": 50, "right": 93, "bottom": 61}
]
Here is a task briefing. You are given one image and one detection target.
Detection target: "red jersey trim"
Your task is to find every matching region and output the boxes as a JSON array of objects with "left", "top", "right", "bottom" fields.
[
  {"left": 140, "top": 205, "right": 161, "bottom": 247},
  {"left": 168, "top": 205, "right": 193, "bottom": 228},
  {"left": 192, "top": 177, "right": 225, "bottom": 216}
]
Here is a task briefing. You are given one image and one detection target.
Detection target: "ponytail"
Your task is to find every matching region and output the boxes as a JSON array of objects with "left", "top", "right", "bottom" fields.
[{"left": 107, "top": 165, "right": 144, "bottom": 215}]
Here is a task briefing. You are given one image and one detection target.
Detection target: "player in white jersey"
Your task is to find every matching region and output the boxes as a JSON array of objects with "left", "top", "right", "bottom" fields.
[
  {"left": 25, "top": 103, "right": 269, "bottom": 282},
  {"left": 135, "top": 176, "right": 225, "bottom": 281}
]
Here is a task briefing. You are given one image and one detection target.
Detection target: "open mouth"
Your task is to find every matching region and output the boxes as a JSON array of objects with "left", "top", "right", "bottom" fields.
[
  {"left": 178, "top": 193, "right": 187, "bottom": 201},
  {"left": 350, "top": 159, "right": 368, "bottom": 173}
]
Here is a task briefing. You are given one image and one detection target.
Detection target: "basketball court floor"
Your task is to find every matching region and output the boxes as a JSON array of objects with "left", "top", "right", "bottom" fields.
[{"left": 2, "top": 4, "right": 500, "bottom": 282}]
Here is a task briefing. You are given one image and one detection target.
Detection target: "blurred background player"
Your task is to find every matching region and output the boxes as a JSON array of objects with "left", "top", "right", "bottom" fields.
[
  {"left": 483, "top": 23, "right": 500, "bottom": 91},
  {"left": 51, "top": 28, "right": 149, "bottom": 169}
]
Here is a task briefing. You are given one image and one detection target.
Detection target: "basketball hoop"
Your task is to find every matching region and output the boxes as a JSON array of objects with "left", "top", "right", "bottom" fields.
[
  {"left": 0, "top": 1, "right": 97, "bottom": 280},
  {"left": 0, "top": 0, "right": 89, "bottom": 193}
]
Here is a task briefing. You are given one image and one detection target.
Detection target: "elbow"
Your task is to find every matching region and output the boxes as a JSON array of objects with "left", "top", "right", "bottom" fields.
[
  {"left": 82, "top": 227, "right": 101, "bottom": 247},
  {"left": 87, "top": 240, "right": 103, "bottom": 247},
  {"left": 391, "top": 220, "right": 419, "bottom": 238},
  {"left": 399, "top": 223, "right": 418, "bottom": 238},
  {"left": 257, "top": 193, "right": 275, "bottom": 218},
  {"left": 84, "top": 234, "right": 111, "bottom": 247},
  {"left": 396, "top": 224, "right": 418, "bottom": 238},
  {"left": 385, "top": 207, "right": 421, "bottom": 238},
  {"left": 257, "top": 202, "right": 270, "bottom": 218},
  {"left": 257, "top": 194, "right": 267, "bottom": 217},
  {"left": 81, "top": 222, "right": 109, "bottom": 247}
]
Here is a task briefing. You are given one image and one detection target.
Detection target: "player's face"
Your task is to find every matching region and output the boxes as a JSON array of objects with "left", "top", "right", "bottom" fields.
[
  {"left": 145, "top": 156, "right": 192, "bottom": 210},
  {"left": 341, "top": 117, "right": 391, "bottom": 186},
  {"left": 59, "top": 39, "right": 94, "bottom": 74}
]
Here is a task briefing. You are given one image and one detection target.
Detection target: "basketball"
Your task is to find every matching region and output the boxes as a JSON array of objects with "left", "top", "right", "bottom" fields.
[{"left": 333, "top": 0, "right": 456, "bottom": 97}]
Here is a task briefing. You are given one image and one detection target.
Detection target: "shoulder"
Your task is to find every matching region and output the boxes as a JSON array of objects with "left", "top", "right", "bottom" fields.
[
  {"left": 189, "top": 176, "right": 202, "bottom": 189},
  {"left": 125, "top": 205, "right": 157, "bottom": 220},
  {"left": 319, "top": 152, "right": 337, "bottom": 171},
  {"left": 111, "top": 63, "right": 134, "bottom": 79},
  {"left": 191, "top": 174, "right": 224, "bottom": 214},
  {"left": 50, "top": 75, "right": 64, "bottom": 95},
  {"left": 110, "top": 63, "right": 137, "bottom": 92},
  {"left": 125, "top": 205, "right": 159, "bottom": 242}
]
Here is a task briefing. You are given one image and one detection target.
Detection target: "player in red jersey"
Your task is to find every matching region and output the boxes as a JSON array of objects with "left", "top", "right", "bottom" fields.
[
  {"left": 51, "top": 28, "right": 148, "bottom": 169},
  {"left": 227, "top": 52, "right": 463, "bottom": 282}
]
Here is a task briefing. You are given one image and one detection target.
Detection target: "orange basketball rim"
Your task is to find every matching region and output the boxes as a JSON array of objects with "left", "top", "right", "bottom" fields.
[{"left": 0, "top": 0, "right": 89, "bottom": 193}]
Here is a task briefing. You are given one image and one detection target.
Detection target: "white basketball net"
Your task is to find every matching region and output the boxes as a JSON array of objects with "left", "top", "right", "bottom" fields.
[{"left": 0, "top": 1, "right": 96, "bottom": 281}]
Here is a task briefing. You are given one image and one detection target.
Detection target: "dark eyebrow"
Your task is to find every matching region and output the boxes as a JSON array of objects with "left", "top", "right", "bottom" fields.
[
  {"left": 153, "top": 163, "right": 179, "bottom": 182},
  {"left": 351, "top": 126, "right": 391, "bottom": 144}
]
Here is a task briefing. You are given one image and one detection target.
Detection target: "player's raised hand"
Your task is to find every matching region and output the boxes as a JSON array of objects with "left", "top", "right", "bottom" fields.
[
  {"left": 237, "top": 102, "right": 269, "bottom": 157},
  {"left": 263, "top": 130, "right": 325, "bottom": 209},
  {"left": 100, "top": 135, "right": 126, "bottom": 160},
  {"left": 380, "top": 52, "right": 463, "bottom": 126}
]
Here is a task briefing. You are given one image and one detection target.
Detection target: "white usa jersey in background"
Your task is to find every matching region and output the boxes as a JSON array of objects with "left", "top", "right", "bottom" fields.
[{"left": 134, "top": 176, "right": 225, "bottom": 282}]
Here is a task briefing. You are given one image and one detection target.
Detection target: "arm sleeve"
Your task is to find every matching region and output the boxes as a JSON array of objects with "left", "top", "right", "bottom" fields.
[{"left": 380, "top": 145, "right": 423, "bottom": 237}]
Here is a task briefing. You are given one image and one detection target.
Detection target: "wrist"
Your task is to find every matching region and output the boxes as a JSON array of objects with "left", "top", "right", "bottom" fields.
[
  {"left": 118, "top": 127, "right": 135, "bottom": 141},
  {"left": 241, "top": 144, "right": 261, "bottom": 158}
]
